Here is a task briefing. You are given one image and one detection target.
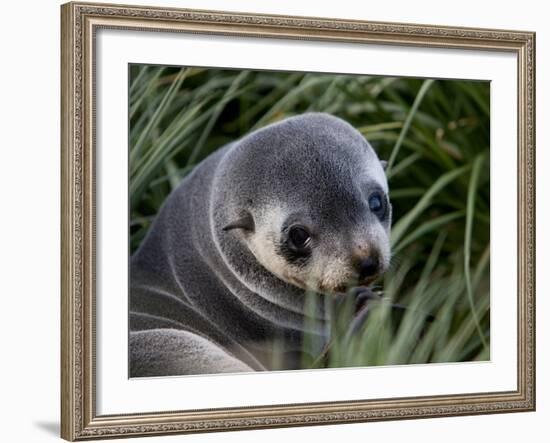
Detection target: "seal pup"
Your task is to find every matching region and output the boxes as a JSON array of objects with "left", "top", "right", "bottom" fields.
[{"left": 130, "top": 112, "right": 391, "bottom": 376}]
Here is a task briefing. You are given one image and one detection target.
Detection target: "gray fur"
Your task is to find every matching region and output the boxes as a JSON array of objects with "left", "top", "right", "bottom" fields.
[
  {"left": 130, "top": 330, "right": 253, "bottom": 376},
  {"left": 130, "top": 113, "right": 390, "bottom": 377}
]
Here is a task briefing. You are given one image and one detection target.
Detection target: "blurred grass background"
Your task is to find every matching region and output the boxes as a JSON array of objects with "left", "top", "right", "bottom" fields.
[{"left": 129, "top": 64, "right": 490, "bottom": 368}]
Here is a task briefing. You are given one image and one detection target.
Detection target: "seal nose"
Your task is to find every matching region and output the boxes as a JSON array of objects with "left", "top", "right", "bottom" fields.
[{"left": 357, "top": 255, "right": 380, "bottom": 281}]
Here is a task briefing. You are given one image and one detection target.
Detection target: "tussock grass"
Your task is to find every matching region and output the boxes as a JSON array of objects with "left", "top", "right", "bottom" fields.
[{"left": 129, "top": 64, "right": 490, "bottom": 367}]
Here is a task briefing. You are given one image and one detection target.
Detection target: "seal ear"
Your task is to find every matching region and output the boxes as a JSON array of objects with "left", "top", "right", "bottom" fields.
[
  {"left": 380, "top": 160, "right": 388, "bottom": 171},
  {"left": 222, "top": 212, "right": 255, "bottom": 233}
]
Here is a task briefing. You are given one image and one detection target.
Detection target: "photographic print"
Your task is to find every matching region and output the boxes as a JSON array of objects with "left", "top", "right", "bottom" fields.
[
  {"left": 61, "top": 3, "right": 535, "bottom": 439},
  {"left": 128, "top": 66, "right": 491, "bottom": 377}
]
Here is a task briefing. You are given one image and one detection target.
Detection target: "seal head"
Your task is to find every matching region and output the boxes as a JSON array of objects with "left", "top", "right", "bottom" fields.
[{"left": 214, "top": 113, "right": 391, "bottom": 296}]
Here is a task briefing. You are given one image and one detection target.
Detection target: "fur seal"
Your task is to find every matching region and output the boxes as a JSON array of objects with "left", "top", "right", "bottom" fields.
[{"left": 130, "top": 112, "right": 391, "bottom": 376}]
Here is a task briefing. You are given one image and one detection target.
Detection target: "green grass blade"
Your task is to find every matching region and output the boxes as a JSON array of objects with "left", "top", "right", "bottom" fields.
[
  {"left": 358, "top": 121, "right": 404, "bottom": 134},
  {"left": 186, "top": 71, "right": 250, "bottom": 166},
  {"left": 387, "top": 152, "right": 422, "bottom": 179},
  {"left": 464, "top": 153, "right": 489, "bottom": 350},
  {"left": 393, "top": 210, "right": 465, "bottom": 254},
  {"left": 130, "top": 68, "right": 188, "bottom": 164},
  {"left": 129, "top": 66, "right": 167, "bottom": 121},
  {"left": 390, "top": 164, "right": 470, "bottom": 247},
  {"left": 386, "top": 79, "right": 435, "bottom": 174},
  {"left": 251, "top": 75, "right": 335, "bottom": 130}
]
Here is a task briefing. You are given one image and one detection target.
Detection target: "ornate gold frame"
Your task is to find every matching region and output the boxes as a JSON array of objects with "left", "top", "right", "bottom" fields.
[{"left": 60, "top": 2, "right": 536, "bottom": 440}]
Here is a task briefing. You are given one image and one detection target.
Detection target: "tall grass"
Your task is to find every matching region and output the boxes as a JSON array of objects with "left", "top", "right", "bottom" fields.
[{"left": 129, "top": 64, "right": 490, "bottom": 367}]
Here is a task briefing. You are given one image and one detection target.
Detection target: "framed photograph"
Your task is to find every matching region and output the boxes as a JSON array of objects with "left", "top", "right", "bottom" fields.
[{"left": 61, "top": 1, "right": 536, "bottom": 440}]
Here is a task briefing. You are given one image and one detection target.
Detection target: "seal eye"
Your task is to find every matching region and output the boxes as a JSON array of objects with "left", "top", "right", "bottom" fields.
[
  {"left": 368, "top": 192, "right": 385, "bottom": 215},
  {"left": 278, "top": 224, "right": 313, "bottom": 265},
  {"left": 288, "top": 226, "right": 311, "bottom": 249}
]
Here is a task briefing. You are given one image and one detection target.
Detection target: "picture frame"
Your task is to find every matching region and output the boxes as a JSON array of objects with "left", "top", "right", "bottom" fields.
[{"left": 60, "top": 1, "right": 536, "bottom": 440}]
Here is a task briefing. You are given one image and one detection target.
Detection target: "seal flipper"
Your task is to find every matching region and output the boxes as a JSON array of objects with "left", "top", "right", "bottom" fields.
[{"left": 129, "top": 329, "right": 254, "bottom": 377}]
